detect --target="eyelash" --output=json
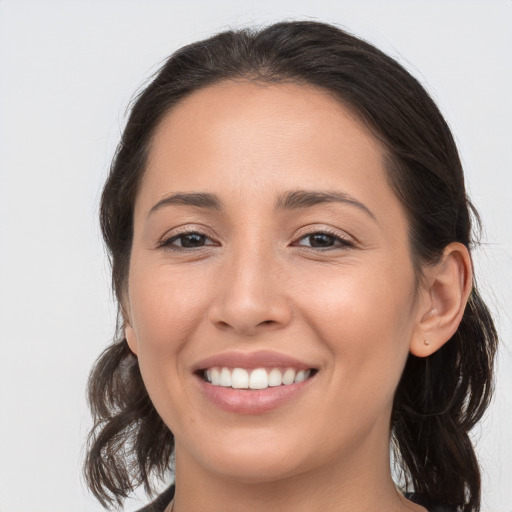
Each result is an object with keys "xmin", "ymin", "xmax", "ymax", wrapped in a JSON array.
[
  {"xmin": 159, "ymin": 230, "xmax": 217, "ymax": 251},
  {"xmin": 295, "ymin": 230, "xmax": 355, "ymax": 250},
  {"xmin": 158, "ymin": 229, "xmax": 354, "ymax": 252}
]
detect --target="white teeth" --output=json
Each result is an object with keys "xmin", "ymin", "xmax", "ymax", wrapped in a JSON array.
[
  {"xmin": 211, "ymin": 367, "xmax": 220, "ymax": 385},
  {"xmin": 282, "ymin": 368, "xmax": 296, "ymax": 385},
  {"xmin": 219, "ymin": 367, "xmax": 232, "ymax": 387},
  {"xmin": 295, "ymin": 369, "xmax": 310, "ymax": 383},
  {"xmin": 204, "ymin": 367, "xmax": 313, "ymax": 389},
  {"xmin": 249, "ymin": 368, "xmax": 268, "ymax": 389},
  {"xmin": 231, "ymin": 368, "xmax": 249, "ymax": 389},
  {"xmin": 268, "ymin": 368, "xmax": 282, "ymax": 387}
]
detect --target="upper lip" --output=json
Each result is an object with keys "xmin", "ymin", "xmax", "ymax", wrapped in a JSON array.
[{"xmin": 192, "ymin": 350, "xmax": 316, "ymax": 371}]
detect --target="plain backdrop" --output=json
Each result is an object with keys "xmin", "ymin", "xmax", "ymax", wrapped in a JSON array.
[{"xmin": 0, "ymin": 1, "xmax": 511, "ymax": 511}]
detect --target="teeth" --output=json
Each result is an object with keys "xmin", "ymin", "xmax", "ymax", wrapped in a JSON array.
[
  {"xmin": 231, "ymin": 368, "xmax": 249, "ymax": 389},
  {"xmin": 219, "ymin": 368, "xmax": 232, "ymax": 387},
  {"xmin": 211, "ymin": 367, "xmax": 220, "ymax": 385},
  {"xmin": 295, "ymin": 369, "xmax": 307, "ymax": 383},
  {"xmin": 203, "ymin": 367, "xmax": 313, "ymax": 389},
  {"xmin": 282, "ymin": 368, "xmax": 296, "ymax": 385},
  {"xmin": 249, "ymin": 368, "xmax": 268, "ymax": 389},
  {"xmin": 268, "ymin": 368, "xmax": 282, "ymax": 387}
]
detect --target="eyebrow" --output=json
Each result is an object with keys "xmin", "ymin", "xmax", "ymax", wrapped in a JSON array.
[
  {"xmin": 148, "ymin": 190, "xmax": 375, "ymax": 220},
  {"xmin": 149, "ymin": 193, "xmax": 221, "ymax": 216},
  {"xmin": 275, "ymin": 190, "xmax": 375, "ymax": 220}
]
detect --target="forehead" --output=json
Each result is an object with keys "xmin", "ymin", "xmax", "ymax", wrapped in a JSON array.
[{"xmin": 138, "ymin": 80, "xmax": 400, "ymax": 223}]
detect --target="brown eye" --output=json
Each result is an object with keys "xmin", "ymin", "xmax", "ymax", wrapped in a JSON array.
[
  {"xmin": 161, "ymin": 232, "xmax": 213, "ymax": 250},
  {"xmin": 178, "ymin": 233, "xmax": 207, "ymax": 248},
  {"xmin": 306, "ymin": 233, "xmax": 336, "ymax": 248},
  {"xmin": 296, "ymin": 232, "xmax": 353, "ymax": 250}
]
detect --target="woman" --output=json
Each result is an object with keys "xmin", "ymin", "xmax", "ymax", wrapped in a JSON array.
[{"xmin": 84, "ymin": 21, "xmax": 497, "ymax": 512}]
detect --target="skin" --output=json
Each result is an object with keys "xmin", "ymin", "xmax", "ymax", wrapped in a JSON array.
[{"xmin": 124, "ymin": 81, "xmax": 472, "ymax": 512}]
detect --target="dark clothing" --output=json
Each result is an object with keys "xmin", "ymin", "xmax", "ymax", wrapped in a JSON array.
[
  {"xmin": 137, "ymin": 485, "xmax": 175, "ymax": 512},
  {"xmin": 136, "ymin": 485, "xmax": 455, "ymax": 511}
]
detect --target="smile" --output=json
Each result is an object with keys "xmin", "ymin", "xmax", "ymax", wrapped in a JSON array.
[
  {"xmin": 193, "ymin": 351, "xmax": 319, "ymax": 413},
  {"xmin": 203, "ymin": 367, "xmax": 314, "ymax": 390}
]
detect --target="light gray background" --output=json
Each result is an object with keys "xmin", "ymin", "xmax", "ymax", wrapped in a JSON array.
[{"xmin": 0, "ymin": 1, "xmax": 511, "ymax": 511}]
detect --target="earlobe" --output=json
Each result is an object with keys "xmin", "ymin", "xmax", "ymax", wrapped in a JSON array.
[
  {"xmin": 410, "ymin": 242, "xmax": 472, "ymax": 358},
  {"xmin": 125, "ymin": 323, "xmax": 139, "ymax": 356},
  {"xmin": 121, "ymin": 299, "xmax": 139, "ymax": 356}
]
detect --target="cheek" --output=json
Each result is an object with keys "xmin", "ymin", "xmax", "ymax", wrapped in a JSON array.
[
  {"xmin": 126, "ymin": 264, "xmax": 211, "ymax": 429},
  {"xmin": 126, "ymin": 263, "xmax": 210, "ymax": 406},
  {"xmin": 128, "ymin": 261, "xmax": 205, "ymax": 346},
  {"xmin": 299, "ymin": 259, "xmax": 417, "ymax": 393}
]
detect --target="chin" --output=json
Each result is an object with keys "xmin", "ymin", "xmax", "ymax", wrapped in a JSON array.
[
  {"xmin": 208, "ymin": 455, "xmax": 309, "ymax": 485},
  {"xmin": 185, "ymin": 429, "xmax": 314, "ymax": 484}
]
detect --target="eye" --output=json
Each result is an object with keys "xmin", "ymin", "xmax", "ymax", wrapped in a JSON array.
[
  {"xmin": 295, "ymin": 231, "xmax": 353, "ymax": 250},
  {"xmin": 160, "ymin": 231, "xmax": 216, "ymax": 250}
]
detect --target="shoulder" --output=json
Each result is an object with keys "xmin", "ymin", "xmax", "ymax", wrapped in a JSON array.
[{"xmin": 136, "ymin": 485, "xmax": 175, "ymax": 512}]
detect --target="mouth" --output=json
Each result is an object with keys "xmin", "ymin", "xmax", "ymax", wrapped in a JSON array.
[
  {"xmin": 192, "ymin": 351, "xmax": 319, "ymax": 413},
  {"xmin": 198, "ymin": 367, "xmax": 318, "ymax": 390}
]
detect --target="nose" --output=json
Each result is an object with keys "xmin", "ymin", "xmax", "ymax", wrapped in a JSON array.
[{"xmin": 208, "ymin": 243, "xmax": 292, "ymax": 337}]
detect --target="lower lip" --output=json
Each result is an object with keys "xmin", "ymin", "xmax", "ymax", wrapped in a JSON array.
[{"xmin": 196, "ymin": 374, "xmax": 315, "ymax": 414}]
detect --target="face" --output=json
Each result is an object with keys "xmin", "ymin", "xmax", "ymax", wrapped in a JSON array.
[{"xmin": 125, "ymin": 81, "xmax": 424, "ymax": 484}]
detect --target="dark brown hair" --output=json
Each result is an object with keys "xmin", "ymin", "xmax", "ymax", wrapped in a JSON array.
[{"xmin": 85, "ymin": 20, "xmax": 498, "ymax": 510}]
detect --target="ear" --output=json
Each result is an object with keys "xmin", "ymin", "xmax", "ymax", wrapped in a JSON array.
[
  {"xmin": 122, "ymin": 303, "xmax": 139, "ymax": 356},
  {"xmin": 125, "ymin": 324, "xmax": 139, "ymax": 356},
  {"xmin": 410, "ymin": 242, "xmax": 472, "ymax": 358}
]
